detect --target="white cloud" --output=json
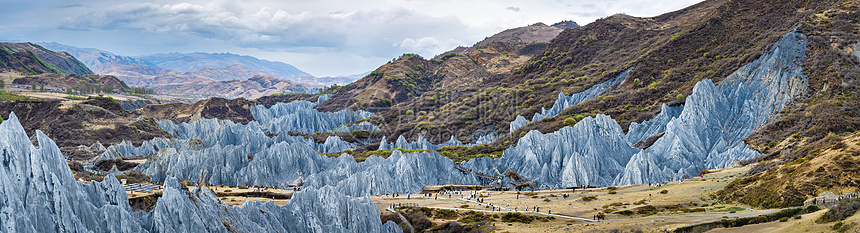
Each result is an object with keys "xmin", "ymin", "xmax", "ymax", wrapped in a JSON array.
[{"xmin": 394, "ymin": 37, "xmax": 464, "ymax": 56}]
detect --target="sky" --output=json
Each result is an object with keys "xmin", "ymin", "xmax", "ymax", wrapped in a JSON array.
[{"xmin": 1, "ymin": 0, "xmax": 704, "ymax": 77}]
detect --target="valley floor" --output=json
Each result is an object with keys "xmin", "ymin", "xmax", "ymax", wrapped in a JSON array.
[{"xmin": 366, "ymin": 166, "xmax": 858, "ymax": 232}]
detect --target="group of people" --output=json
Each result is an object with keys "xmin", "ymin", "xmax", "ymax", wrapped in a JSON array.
[
  {"xmin": 389, "ymin": 203, "xmax": 416, "ymax": 209},
  {"xmin": 810, "ymin": 192, "xmax": 860, "ymax": 206}
]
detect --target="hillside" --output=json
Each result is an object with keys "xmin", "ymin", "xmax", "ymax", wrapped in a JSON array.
[
  {"xmin": 314, "ymin": 20, "xmax": 576, "ymax": 113},
  {"xmin": 0, "ymin": 98, "xmax": 169, "ymax": 149},
  {"xmin": 434, "ymin": 21, "xmax": 577, "ymax": 60},
  {"xmin": 314, "ymin": 0, "xmax": 839, "ymax": 148},
  {"xmin": 0, "ymin": 42, "xmax": 93, "ymax": 75},
  {"xmin": 39, "ymin": 42, "xmax": 150, "ymax": 70}
]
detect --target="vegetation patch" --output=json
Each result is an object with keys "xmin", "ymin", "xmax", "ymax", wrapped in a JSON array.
[
  {"xmin": 818, "ymin": 198, "xmax": 860, "ymax": 223},
  {"xmin": 501, "ymin": 212, "xmax": 534, "ymax": 224}
]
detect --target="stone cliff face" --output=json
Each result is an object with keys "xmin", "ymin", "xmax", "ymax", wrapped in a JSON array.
[
  {"xmin": 493, "ymin": 29, "xmax": 809, "ymax": 187},
  {"xmin": 304, "ymin": 150, "xmax": 481, "ymax": 196},
  {"xmin": 378, "ymin": 134, "xmax": 498, "ymax": 151},
  {"xmin": 0, "ymin": 112, "xmax": 400, "ymax": 233},
  {"xmin": 614, "ymin": 29, "xmax": 809, "ymax": 185},
  {"xmin": 509, "ymin": 68, "xmax": 630, "ymax": 132},
  {"xmin": 251, "ymin": 94, "xmax": 376, "ymax": 134}
]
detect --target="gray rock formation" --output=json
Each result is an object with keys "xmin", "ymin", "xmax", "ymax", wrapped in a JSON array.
[
  {"xmin": 510, "ymin": 68, "xmax": 630, "ymax": 132},
  {"xmin": 0, "ymin": 112, "xmax": 401, "ymax": 233},
  {"xmin": 0, "ymin": 113, "xmax": 146, "ymax": 232},
  {"xmin": 132, "ymin": 118, "xmax": 357, "ymax": 186},
  {"xmin": 615, "ymin": 29, "xmax": 808, "ymax": 185},
  {"xmin": 303, "ymin": 150, "xmax": 481, "ymax": 196},
  {"xmin": 624, "ymin": 104, "xmax": 683, "ymax": 145},
  {"xmin": 96, "ymin": 116, "xmax": 356, "ymax": 163},
  {"xmin": 331, "ymin": 121, "xmax": 381, "ymax": 133},
  {"xmin": 495, "ymin": 115, "xmax": 639, "ymax": 187},
  {"xmin": 251, "ymin": 94, "xmax": 376, "ymax": 134},
  {"xmin": 378, "ymin": 134, "xmax": 499, "ymax": 150}
]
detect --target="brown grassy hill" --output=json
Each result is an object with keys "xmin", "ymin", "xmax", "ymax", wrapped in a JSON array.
[
  {"xmin": 134, "ymin": 97, "xmax": 256, "ymax": 124},
  {"xmin": 315, "ymin": 42, "xmax": 548, "ymax": 114},
  {"xmin": 0, "ymin": 42, "xmax": 92, "ymax": 75},
  {"xmin": 11, "ymin": 73, "xmax": 127, "ymax": 92},
  {"xmin": 0, "ymin": 98, "xmax": 169, "ymax": 148},
  {"xmin": 434, "ymin": 21, "xmax": 577, "ymax": 60}
]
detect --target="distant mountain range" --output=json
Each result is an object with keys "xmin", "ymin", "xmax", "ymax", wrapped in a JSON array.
[
  {"xmin": 147, "ymin": 75, "xmax": 315, "ymax": 100},
  {"xmin": 38, "ymin": 43, "xmax": 363, "ymax": 98}
]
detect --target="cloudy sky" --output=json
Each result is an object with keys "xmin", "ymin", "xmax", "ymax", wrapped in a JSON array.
[{"xmin": 1, "ymin": 0, "xmax": 703, "ymax": 76}]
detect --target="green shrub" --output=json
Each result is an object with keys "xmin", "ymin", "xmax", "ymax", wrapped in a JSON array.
[
  {"xmin": 618, "ymin": 210, "xmax": 634, "ymax": 216},
  {"xmin": 64, "ymin": 95, "xmax": 86, "ymax": 100},
  {"xmin": 832, "ymin": 222, "xmax": 844, "ymax": 231},
  {"xmin": 676, "ymin": 93, "xmax": 684, "ymax": 99},
  {"xmin": 660, "ymin": 190, "xmax": 669, "ymax": 194},
  {"xmin": 460, "ymin": 211, "xmax": 493, "ymax": 223},
  {"xmin": 818, "ymin": 198, "xmax": 860, "ymax": 223},
  {"xmin": 635, "ymin": 205, "xmax": 658, "ymax": 215},
  {"xmin": 434, "ymin": 209, "xmax": 460, "ymax": 219},
  {"xmin": 581, "ymin": 196, "xmax": 597, "ymax": 201},
  {"xmin": 608, "ymin": 191, "xmax": 617, "ymax": 194},
  {"xmin": 779, "ymin": 217, "xmax": 789, "ymax": 222},
  {"xmin": 563, "ymin": 117, "xmax": 577, "ymax": 126},
  {"xmin": 501, "ymin": 212, "xmax": 533, "ymax": 224}
]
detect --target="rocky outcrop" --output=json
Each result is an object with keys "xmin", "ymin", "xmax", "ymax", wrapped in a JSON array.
[
  {"xmin": 624, "ymin": 104, "xmax": 683, "ymax": 145},
  {"xmin": 251, "ymin": 94, "xmax": 375, "ymax": 134},
  {"xmin": 473, "ymin": 29, "xmax": 809, "ymax": 188},
  {"xmin": 331, "ymin": 121, "xmax": 381, "ymax": 133},
  {"xmin": 614, "ymin": 29, "xmax": 808, "ymax": 185},
  {"xmin": 497, "ymin": 115, "xmax": 639, "ymax": 187},
  {"xmin": 304, "ymin": 150, "xmax": 480, "ymax": 196},
  {"xmin": 0, "ymin": 113, "xmax": 146, "ymax": 232},
  {"xmin": 124, "ymin": 118, "xmax": 356, "ymax": 185},
  {"xmin": 0, "ymin": 112, "xmax": 400, "ymax": 233},
  {"xmin": 510, "ymin": 68, "xmax": 629, "ymax": 132},
  {"xmin": 145, "ymin": 177, "xmax": 400, "ymax": 233},
  {"xmin": 378, "ymin": 134, "xmax": 498, "ymax": 150}
]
